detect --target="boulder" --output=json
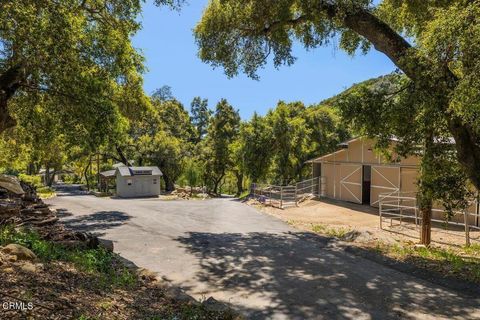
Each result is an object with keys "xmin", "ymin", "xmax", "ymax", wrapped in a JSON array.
[
  {"xmin": 98, "ymin": 239, "xmax": 114, "ymax": 252},
  {"xmin": 0, "ymin": 175, "xmax": 24, "ymax": 195},
  {"xmin": 202, "ymin": 297, "xmax": 230, "ymax": 313},
  {"xmin": 201, "ymin": 297, "xmax": 245, "ymax": 319},
  {"xmin": 19, "ymin": 262, "xmax": 37, "ymax": 273},
  {"xmin": 164, "ymin": 285, "xmax": 196, "ymax": 303},
  {"xmin": 1, "ymin": 244, "xmax": 37, "ymax": 261},
  {"xmin": 137, "ymin": 268, "xmax": 157, "ymax": 281}
]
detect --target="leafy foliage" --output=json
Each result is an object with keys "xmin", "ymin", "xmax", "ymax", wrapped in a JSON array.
[
  {"xmin": 201, "ymin": 99, "xmax": 240, "ymax": 194},
  {"xmin": 190, "ymin": 97, "xmax": 212, "ymax": 143},
  {"xmin": 0, "ymin": 225, "xmax": 137, "ymax": 289},
  {"xmin": 337, "ymin": 74, "xmax": 475, "ymax": 216}
]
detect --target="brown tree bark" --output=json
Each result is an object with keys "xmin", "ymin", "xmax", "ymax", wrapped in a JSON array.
[
  {"xmin": 163, "ymin": 175, "xmax": 175, "ymax": 192},
  {"xmin": 419, "ymin": 131, "xmax": 435, "ymax": 246},
  {"xmin": 0, "ymin": 65, "xmax": 24, "ymax": 133},
  {"xmin": 420, "ymin": 201, "xmax": 433, "ymax": 245},
  {"xmin": 235, "ymin": 171, "xmax": 244, "ymax": 196}
]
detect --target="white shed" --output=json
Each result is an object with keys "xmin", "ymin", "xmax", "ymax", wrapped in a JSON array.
[{"xmin": 115, "ymin": 166, "xmax": 162, "ymax": 198}]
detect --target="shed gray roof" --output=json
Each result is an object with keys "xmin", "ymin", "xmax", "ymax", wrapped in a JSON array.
[
  {"xmin": 100, "ymin": 170, "xmax": 116, "ymax": 178},
  {"xmin": 116, "ymin": 166, "xmax": 163, "ymax": 177}
]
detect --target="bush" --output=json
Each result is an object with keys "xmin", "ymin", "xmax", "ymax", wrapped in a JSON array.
[
  {"xmin": 0, "ymin": 226, "xmax": 137, "ymax": 289},
  {"xmin": 18, "ymin": 174, "xmax": 42, "ymax": 188},
  {"xmin": 63, "ymin": 174, "xmax": 80, "ymax": 184}
]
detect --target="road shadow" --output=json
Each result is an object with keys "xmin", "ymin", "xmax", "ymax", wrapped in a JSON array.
[
  {"xmin": 53, "ymin": 184, "xmax": 90, "ymax": 197},
  {"xmin": 175, "ymin": 231, "xmax": 480, "ymax": 319},
  {"xmin": 57, "ymin": 210, "xmax": 131, "ymax": 236}
]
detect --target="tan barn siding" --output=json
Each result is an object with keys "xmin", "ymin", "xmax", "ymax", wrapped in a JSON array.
[
  {"xmin": 347, "ymin": 139, "xmax": 363, "ymax": 162},
  {"xmin": 322, "ymin": 163, "xmax": 336, "ymax": 199}
]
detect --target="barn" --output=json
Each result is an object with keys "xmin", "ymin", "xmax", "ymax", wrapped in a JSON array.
[
  {"xmin": 115, "ymin": 166, "xmax": 162, "ymax": 198},
  {"xmin": 310, "ymin": 137, "xmax": 420, "ymax": 207},
  {"xmin": 309, "ymin": 137, "xmax": 480, "ymax": 226}
]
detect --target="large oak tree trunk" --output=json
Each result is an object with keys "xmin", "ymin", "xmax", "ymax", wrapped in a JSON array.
[
  {"xmin": 419, "ymin": 132, "xmax": 435, "ymax": 246},
  {"xmin": 235, "ymin": 171, "xmax": 244, "ymax": 196},
  {"xmin": 163, "ymin": 175, "xmax": 175, "ymax": 192},
  {"xmin": 0, "ymin": 65, "xmax": 24, "ymax": 134},
  {"xmin": 0, "ymin": 96, "xmax": 16, "ymax": 133},
  {"xmin": 420, "ymin": 200, "xmax": 433, "ymax": 245}
]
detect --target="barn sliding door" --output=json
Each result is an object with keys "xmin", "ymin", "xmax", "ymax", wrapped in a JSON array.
[
  {"xmin": 339, "ymin": 164, "xmax": 362, "ymax": 204},
  {"xmin": 371, "ymin": 166, "xmax": 400, "ymax": 207}
]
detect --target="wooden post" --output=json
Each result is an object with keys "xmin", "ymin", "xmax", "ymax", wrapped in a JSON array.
[
  {"xmin": 295, "ymin": 185, "xmax": 298, "ymax": 207},
  {"xmin": 420, "ymin": 202, "xmax": 432, "ymax": 246},
  {"xmin": 280, "ymin": 186, "xmax": 283, "ymax": 209},
  {"xmin": 379, "ymin": 202, "xmax": 383, "ymax": 229},
  {"xmin": 96, "ymin": 153, "xmax": 100, "ymax": 190},
  {"xmin": 464, "ymin": 210, "xmax": 471, "ymax": 247}
]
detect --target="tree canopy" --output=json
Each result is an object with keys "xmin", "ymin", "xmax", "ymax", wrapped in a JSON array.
[
  {"xmin": 194, "ymin": 0, "xmax": 480, "ymax": 195},
  {"xmin": 0, "ymin": 0, "xmax": 153, "ymax": 141}
]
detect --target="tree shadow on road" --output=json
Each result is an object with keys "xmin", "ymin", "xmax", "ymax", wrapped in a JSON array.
[
  {"xmin": 56, "ymin": 210, "xmax": 131, "ymax": 236},
  {"xmin": 175, "ymin": 231, "xmax": 480, "ymax": 319}
]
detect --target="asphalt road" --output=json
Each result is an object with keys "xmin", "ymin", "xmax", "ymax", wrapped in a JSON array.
[{"xmin": 46, "ymin": 190, "xmax": 480, "ymax": 320}]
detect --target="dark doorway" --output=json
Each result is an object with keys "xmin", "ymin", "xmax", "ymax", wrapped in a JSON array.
[{"xmin": 362, "ymin": 165, "xmax": 371, "ymax": 205}]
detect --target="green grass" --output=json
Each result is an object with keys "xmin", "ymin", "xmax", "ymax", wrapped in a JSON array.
[
  {"xmin": 374, "ymin": 241, "xmax": 480, "ymax": 283},
  {"xmin": 310, "ymin": 223, "xmax": 352, "ymax": 239},
  {"xmin": 0, "ymin": 225, "xmax": 137, "ymax": 289},
  {"xmin": 36, "ymin": 186, "xmax": 56, "ymax": 199},
  {"xmin": 237, "ymin": 190, "xmax": 251, "ymax": 200}
]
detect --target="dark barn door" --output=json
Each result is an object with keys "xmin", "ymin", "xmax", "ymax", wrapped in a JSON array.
[{"xmin": 362, "ymin": 165, "xmax": 371, "ymax": 205}]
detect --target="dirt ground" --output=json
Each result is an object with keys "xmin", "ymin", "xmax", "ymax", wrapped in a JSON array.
[{"xmin": 251, "ymin": 197, "xmax": 480, "ymax": 248}]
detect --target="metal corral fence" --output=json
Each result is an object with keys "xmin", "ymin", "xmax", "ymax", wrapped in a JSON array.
[
  {"xmin": 251, "ymin": 177, "xmax": 320, "ymax": 209},
  {"xmin": 379, "ymin": 191, "xmax": 480, "ymax": 246}
]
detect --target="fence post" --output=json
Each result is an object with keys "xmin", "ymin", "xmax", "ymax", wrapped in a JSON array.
[
  {"xmin": 379, "ymin": 202, "xmax": 383, "ymax": 229},
  {"xmin": 294, "ymin": 185, "xmax": 298, "ymax": 207},
  {"xmin": 280, "ymin": 186, "xmax": 283, "ymax": 209},
  {"xmin": 414, "ymin": 197, "xmax": 419, "ymax": 228},
  {"xmin": 464, "ymin": 210, "xmax": 471, "ymax": 247}
]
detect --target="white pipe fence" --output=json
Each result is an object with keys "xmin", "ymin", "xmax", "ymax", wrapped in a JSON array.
[
  {"xmin": 379, "ymin": 192, "xmax": 480, "ymax": 246},
  {"xmin": 251, "ymin": 177, "xmax": 320, "ymax": 209}
]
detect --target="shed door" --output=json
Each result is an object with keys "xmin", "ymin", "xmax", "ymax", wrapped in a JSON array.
[
  {"xmin": 339, "ymin": 164, "xmax": 362, "ymax": 204},
  {"xmin": 135, "ymin": 178, "xmax": 148, "ymax": 196},
  {"xmin": 371, "ymin": 166, "xmax": 400, "ymax": 207}
]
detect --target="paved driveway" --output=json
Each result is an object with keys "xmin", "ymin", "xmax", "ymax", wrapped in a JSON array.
[{"xmin": 46, "ymin": 191, "xmax": 480, "ymax": 319}]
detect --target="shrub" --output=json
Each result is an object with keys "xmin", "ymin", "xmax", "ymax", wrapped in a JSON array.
[
  {"xmin": 0, "ymin": 226, "xmax": 137, "ymax": 288},
  {"xmin": 18, "ymin": 174, "xmax": 42, "ymax": 188}
]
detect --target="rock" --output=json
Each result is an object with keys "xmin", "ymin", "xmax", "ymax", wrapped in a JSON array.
[
  {"xmin": 202, "ymin": 297, "xmax": 230, "ymax": 313},
  {"xmin": 1, "ymin": 244, "xmax": 37, "ymax": 261},
  {"xmin": 164, "ymin": 285, "xmax": 196, "ymax": 303},
  {"xmin": 201, "ymin": 297, "xmax": 246, "ymax": 319},
  {"xmin": 2, "ymin": 267, "xmax": 14, "ymax": 273},
  {"xmin": 137, "ymin": 268, "xmax": 157, "ymax": 281},
  {"xmin": 98, "ymin": 239, "xmax": 114, "ymax": 252},
  {"xmin": 0, "ymin": 175, "xmax": 24, "ymax": 195},
  {"xmin": 342, "ymin": 230, "xmax": 361, "ymax": 242},
  {"xmin": 19, "ymin": 262, "xmax": 37, "ymax": 273}
]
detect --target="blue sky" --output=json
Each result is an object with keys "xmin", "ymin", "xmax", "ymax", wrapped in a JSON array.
[{"xmin": 133, "ymin": 1, "xmax": 396, "ymax": 119}]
